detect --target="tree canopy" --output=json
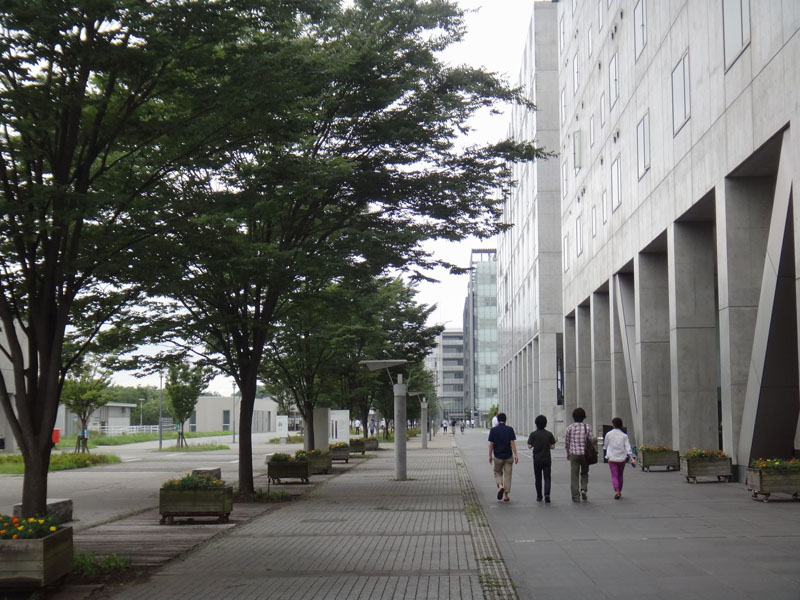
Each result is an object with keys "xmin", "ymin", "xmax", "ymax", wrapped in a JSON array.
[{"xmin": 165, "ymin": 362, "xmax": 213, "ymax": 447}]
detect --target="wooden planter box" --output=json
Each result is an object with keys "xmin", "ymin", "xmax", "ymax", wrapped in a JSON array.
[
  {"xmin": 159, "ymin": 486, "xmax": 233, "ymax": 525},
  {"xmin": 0, "ymin": 526, "xmax": 73, "ymax": 589},
  {"xmin": 746, "ymin": 468, "xmax": 800, "ymax": 502},
  {"xmin": 309, "ymin": 453, "xmax": 332, "ymax": 474},
  {"xmin": 639, "ymin": 450, "xmax": 680, "ymax": 471},
  {"xmin": 268, "ymin": 460, "xmax": 311, "ymax": 484},
  {"xmin": 680, "ymin": 457, "xmax": 732, "ymax": 483},
  {"xmin": 329, "ymin": 447, "xmax": 350, "ymax": 463},
  {"xmin": 364, "ymin": 438, "xmax": 379, "ymax": 451},
  {"xmin": 349, "ymin": 441, "xmax": 365, "ymax": 455}
]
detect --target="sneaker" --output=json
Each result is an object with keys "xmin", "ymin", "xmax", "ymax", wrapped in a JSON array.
[
  {"xmin": 545, "ymin": 496, "xmax": 551, "ymax": 503},
  {"xmin": 572, "ymin": 496, "xmax": 580, "ymax": 502},
  {"xmin": 503, "ymin": 493, "xmax": 510, "ymax": 502},
  {"xmin": 497, "ymin": 487, "xmax": 505, "ymax": 501},
  {"xmin": 536, "ymin": 496, "xmax": 543, "ymax": 502},
  {"xmin": 580, "ymin": 490, "xmax": 587, "ymax": 500},
  {"xmin": 614, "ymin": 492, "xmax": 621, "ymax": 499}
]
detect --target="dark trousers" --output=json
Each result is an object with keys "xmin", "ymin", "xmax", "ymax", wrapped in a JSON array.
[{"xmin": 533, "ymin": 461, "xmax": 552, "ymax": 498}]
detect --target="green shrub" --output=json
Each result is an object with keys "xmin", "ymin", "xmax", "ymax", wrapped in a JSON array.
[
  {"xmin": 73, "ymin": 552, "xmax": 132, "ymax": 580},
  {"xmin": 161, "ymin": 472, "xmax": 226, "ymax": 490},
  {"xmin": 268, "ymin": 452, "xmax": 291, "ymax": 462}
]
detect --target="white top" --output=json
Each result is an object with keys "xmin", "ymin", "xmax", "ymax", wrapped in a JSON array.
[
  {"xmin": 603, "ymin": 429, "xmax": 632, "ymax": 462},
  {"xmin": 491, "ymin": 416, "xmax": 499, "ymax": 427}
]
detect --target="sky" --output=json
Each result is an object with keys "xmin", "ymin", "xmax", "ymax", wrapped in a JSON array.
[
  {"xmin": 412, "ymin": 1, "xmax": 535, "ymax": 329},
  {"xmin": 113, "ymin": 1, "xmax": 535, "ymax": 395}
]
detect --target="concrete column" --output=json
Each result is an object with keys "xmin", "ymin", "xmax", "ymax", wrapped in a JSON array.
[
  {"xmin": 610, "ymin": 278, "xmax": 634, "ymax": 443},
  {"xmin": 716, "ymin": 177, "xmax": 773, "ymax": 462},
  {"xmin": 635, "ymin": 251, "xmax": 672, "ymax": 446},
  {"xmin": 393, "ymin": 375, "xmax": 407, "ymax": 481},
  {"xmin": 668, "ymin": 222, "xmax": 719, "ymax": 452},
  {"xmin": 420, "ymin": 400, "xmax": 428, "ymax": 450},
  {"xmin": 591, "ymin": 291, "xmax": 612, "ymax": 431},
  {"xmin": 576, "ymin": 304, "xmax": 593, "ymax": 429},
  {"xmin": 564, "ymin": 315, "xmax": 577, "ymax": 423},
  {"xmin": 539, "ymin": 332, "xmax": 559, "ymax": 422},
  {"xmin": 533, "ymin": 338, "xmax": 541, "ymax": 419},
  {"xmin": 313, "ymin": 407, "xmax": 330, "ymax": 451}
]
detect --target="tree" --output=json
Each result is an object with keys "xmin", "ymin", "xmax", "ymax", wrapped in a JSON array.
[
  {"xmin": 165, "ymin": 362, "xmax": 213, "ymax": 448},
  {"xmin": 60, "ymin": 362, "xmax": 112, "ymax": 453},
  {"xmin": 151, "ymin": 0, "xmax": 551, "ymax": 496},
  {"xmin": 0, "ymin": 0, "xmax": 319, "ymax": 517}
]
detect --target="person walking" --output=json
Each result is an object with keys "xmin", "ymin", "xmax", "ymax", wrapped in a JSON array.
[
  {"xmin": 488, "ymin": 413, "xmax": 519, "ymax": 502},
  {"xmin": 564, "ymin": 407, "xmax": 595, "ymax": 502},
  {"xmin": 527, "ymin": 414, "xmax": 556, "ymax": 503},
  {"xmin": 603, "ymin": 417, "xmax": 636, "ymax": 499}
]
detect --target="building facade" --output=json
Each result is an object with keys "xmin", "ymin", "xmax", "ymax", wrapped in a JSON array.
[
  {"xmin": 434, "ymin": 328, "xmax": 465, "ymax": 420},
  {"xmin": 498, "ymin": 1, "xmax": 565, "ymax": 439},
  {"xmin": 463, "ymin": 249, "xmax": 499, "ymax": 425},
  {"xmin": 556, "ymin": 0, "xmax": 800, "ymax": 472}
]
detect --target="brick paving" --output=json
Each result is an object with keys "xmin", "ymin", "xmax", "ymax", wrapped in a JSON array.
[{"xmin": 88, "ymin": 433, "xmax": 508, "ymax": 600}]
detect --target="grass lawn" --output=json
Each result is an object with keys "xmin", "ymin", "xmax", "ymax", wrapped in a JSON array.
[
  {"xmin": 56, "ymin": 430, "xmax": 231, "ymax": 450},
  {"xmin": 0, "ymin": 452, "xmax": 121, "ymax": 474},
  {"xmin": 154, "ymin": 443, "xmax": 229, "ymax": 452}
]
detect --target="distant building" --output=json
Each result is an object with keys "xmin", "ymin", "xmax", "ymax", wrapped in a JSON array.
[
  {"xmin": 463, "ymin": 249, "xmax": 499, "ymax": 426},
  {"xmin": 433, "ymin": 329, "xmax": 465, "ymax": 420}
]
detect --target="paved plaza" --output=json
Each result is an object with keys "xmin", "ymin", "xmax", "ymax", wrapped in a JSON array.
[{"xmin": 7, "ymin": 428, "xmax": 797, "ymax": 600}]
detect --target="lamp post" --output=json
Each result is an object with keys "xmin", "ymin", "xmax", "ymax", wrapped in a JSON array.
[
  {"xmin": 359, "ymin": 359, "xmax": 408, "ymax": 480},
  {"xmin": 158, "ymin": 371, "xmax": 164, "ymax": 450},
  {"xmin": 139, "ymin": 398, "xmax": 143, "ymax": 428},
  {"xmin": 231, "ymin": 381, "xmax": 237, "ymax": 444},
  {"xmin": 408, "ymin": 392, "xmax": 428, "ymax": 450}
]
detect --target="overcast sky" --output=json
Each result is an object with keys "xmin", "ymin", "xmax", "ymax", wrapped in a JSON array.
[
  {"xmin": 115, "ymin": 2, "xmax": 536, "ymax": 394},
  {"xmin": 413, "ymin": 1, "xmax": 534, "ymax": 328}
]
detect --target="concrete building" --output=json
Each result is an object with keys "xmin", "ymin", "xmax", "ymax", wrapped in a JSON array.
[
  {"xmin": 433, "ymin": 329, "xmax": 465, "ymax": 421},
  {"xmin": 555, "ymin": 0, "xmax": 800, "ymax": 473},
  {"xmin": 498, "ymin": 1, "xmax": 565, "ymax": 439},
  {"xmin": 463, "ymin": 249, "xmax": 499, "ymax": 426}
]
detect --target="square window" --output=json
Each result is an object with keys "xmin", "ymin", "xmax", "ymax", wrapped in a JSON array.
[
  {"xmin": 590, "ymin": 115, "xmax": 595, "ymax": 147},
  {"xmin": 637, "ymin": 112, "xmax": 650, "ymax": 178},
  {"xmin": 600, "ymin": 92, "xmax": 606, "ymax": 125},
  {"xmin": 723, "ymin": 0, "xmax": 750, "ymax": 68},
  {"xmin": 672, "ymin": 52, "xmax": 690, "ymax": 133},
  {"xmin": 592, "ymin": 205, "xmax": 597, "ymax": 237},
  {"xmin": 611, "ymin": 156, "xmax": 621, "ymax": 210},
  {"xmin": 609, "ymin": 53, "xmax": 619, "ymax": 110},
  {"xmin": 634, "ymin": 0, "xmax": 647, "ymax": 59},
  {"xmin": 602, "ymin": 190, "xmax": 608, "ymax": 223}
]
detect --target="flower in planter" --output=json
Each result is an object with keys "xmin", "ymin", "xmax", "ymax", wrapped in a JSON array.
[
  {"xmin": 638, "ymin": 445, "xmax": 674, "ymax": 452},
  {"xmin": 683, "ymin": 448, "xmax": 728, "ymax": 459},
  {"xmin": 308, "ymin": 449, "xmax": 329, "ymax": 456},
  {"xmin": 750, "ymin": 457, "xmax": 800, "ymax": 471},
  {"xmin": 268, "ymin": 452, "xmax": 291, "ymax": 463},
  {"xmin": 161, "ymin": 472, "xmax": 226, "ymax": 490},
  {"xmin": 329, "ymin": 442, "xmax": 349, "ymax": 449},
  {"xmin": 0, "ymin": 514, "xmax": 61, "ymax": 540},
  {"xmin": 293, "ymin": 451, "xmax": 310, "ymax": 462}
]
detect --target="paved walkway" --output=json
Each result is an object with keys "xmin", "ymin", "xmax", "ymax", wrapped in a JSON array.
[
  {"xmin": 36, "ymin": 428, "xmax": 800, "ymax": 600},
  {"xmin": 85, "ymin": 432, "xmax": 511, "ymax": 600}
]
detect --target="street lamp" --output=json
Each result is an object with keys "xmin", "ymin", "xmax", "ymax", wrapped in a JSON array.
[
  {"xmin": 359, "ymin": 359, "xmax": 408, "ymax": 480},
  {"xmin": 408, "ymin": 392, "xmax": 428, "ymax": 449},
  {"xmin": 231, "ymin": 381, "xmax": 237, "ymax": 444},
  {"xmin": 158, "ymin": 371, "xmax": 164, "ymax": 450}
]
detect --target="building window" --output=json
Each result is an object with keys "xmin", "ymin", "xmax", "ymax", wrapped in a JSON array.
[
  {"xmin": 592, "ymin": 205, "xmax": 597, "ymax": 237},
  {"xmin": 723, "ymin": 0, "xmax": 750, "ymax": 69},
  {"xmin": 573, "ymin": 52, "xmax": 579, "ymax": 94},
  {"xmin": 609, "ymin": 52, "xmax": 619, "ymax": 110},
  {"xmin": 573, "ymin": 130, "xmax": 582, "ymax": 173},
  {"xmin": 600, "ymin": 92, "xmax": 606, "ymax": 125},
  {"xmin": 561, "ymin": 87, "xmax": 567, "ymax": 124},
  {"xmin": 563, "ymin": 233, "xmax": 570, "ymax": 272},
  {"xmin": 672, "ymin": 51, "xmax": 690, "ymax": 134},
  {"xmin": 634, "ymin": 0, "xmax": 647, "ymax": 59},
  {"xmin": 562, "ymin": 161, "xmax": 568, "ymax": 198},
  {"xmin": 597, "ymin": 0, "xmax": 604, "ymax": 31},
  {"xmin": 611, "ymin": 155, "xmax": 621, "ymax": 210},
  {"xmin": 222, "ymin": 409, "xmax": 230, "ymax": 432},
  {"xmin": 572, "ymin": 0, "xmax": 578, "ymax": 14},
  {"xmin": 576, "ymin": 215, "xmax": 583, "ymax": 256},
  {"xmin": 602, "ymin": 190, "xmax": 608, "ymax": 223},
  {"xmin": 587, "ymin": 25, "xmax": 593, "ymax": 58},
  {"xmin": 589, "ymin": 114, "xmax": 595, "ymax": 147},
  {"xmin": 637, "ymin": 111, "xmax": 650, "ymax": 178},
  {"xmin": 560, "ymin": 15, "xmax": 565, "ymax": 53}
]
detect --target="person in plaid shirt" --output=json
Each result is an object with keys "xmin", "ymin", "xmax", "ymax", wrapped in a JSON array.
[{"xmin": 564, "ymin": 407, "xmax": 595, "ymax": 502}]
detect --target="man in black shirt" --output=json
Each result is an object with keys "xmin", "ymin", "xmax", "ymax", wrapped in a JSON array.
[
  {"xmin": 527, "ymin": 414, "xmax": 556, "ymax": 503},
  {"xmin": 488, "ymin": 413, "xmax": 518, "ymax": 502}
]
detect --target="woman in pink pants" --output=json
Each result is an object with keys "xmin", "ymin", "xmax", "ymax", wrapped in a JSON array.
[{"xmin": 603, "ymin": 418, "xmax": 636, "ymax": 499}]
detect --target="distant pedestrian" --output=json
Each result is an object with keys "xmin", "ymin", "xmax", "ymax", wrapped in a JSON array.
[
  {"xmin": 603, "ymin": 417, "xmax": 636, "ymax": 499},
  {"xmin": 460, "ymin": 420, "xmax": 465, "ymax": 434},
  {"xmin": 369, "ymin": 419, "xmax": 375, "ymax": 436},
  {"xmin": 354, "ymin": 419, "xmax": 361, "ymax": 435},
  {"xmin": 488, "ymin": 412, "xmax": 519, "ymax": 502},
  {"xmin": 443, "ymin": 419, "xmax": 447, "ymax": 433},
  {"xmin": 450, "ymin": 419, "xmax": 456, "ymax": 435},
  {"xmin": 527, "ymin": 415, "xmax": 556, "ymax": 503},
  {"xmin": 491, "ymin": 412, "xmax": 499, "ymax": 428},
  {"xmin": 564, "ymin": 407, "xmax": 595, "ymax": 502}
]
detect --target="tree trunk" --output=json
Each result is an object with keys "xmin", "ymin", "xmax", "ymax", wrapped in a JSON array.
[
  {"xmin": 21, "ymin": 442, "xmax": 51, "ymax": 518},
  {"xmin": 178, "ymin": 422, "xmax": 186, "ymax": 448},
  {"xmin": 237, "ymin": 373, "xmax": 257, "ymax": 497},
  {"xmin": 361, "ymin": 405, "xmax": 370, "ymax": 439},
  {"xmin": 302, "ymin": 402, "xmax": 315, "ymax": 450}
]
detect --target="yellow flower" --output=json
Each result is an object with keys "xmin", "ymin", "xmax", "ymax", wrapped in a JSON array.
[
  {"xmin": 49, "ymin": 526, "xmax": 56, "ymax": 532},
  {"xmin": 38, "ymin": 519, "xmax": 44, "ymax": 524}
]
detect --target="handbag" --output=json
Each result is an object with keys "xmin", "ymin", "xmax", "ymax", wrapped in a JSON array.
[{"xmin": 583, "ymin": 425, "xmax": 598, "ymax": 465}]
